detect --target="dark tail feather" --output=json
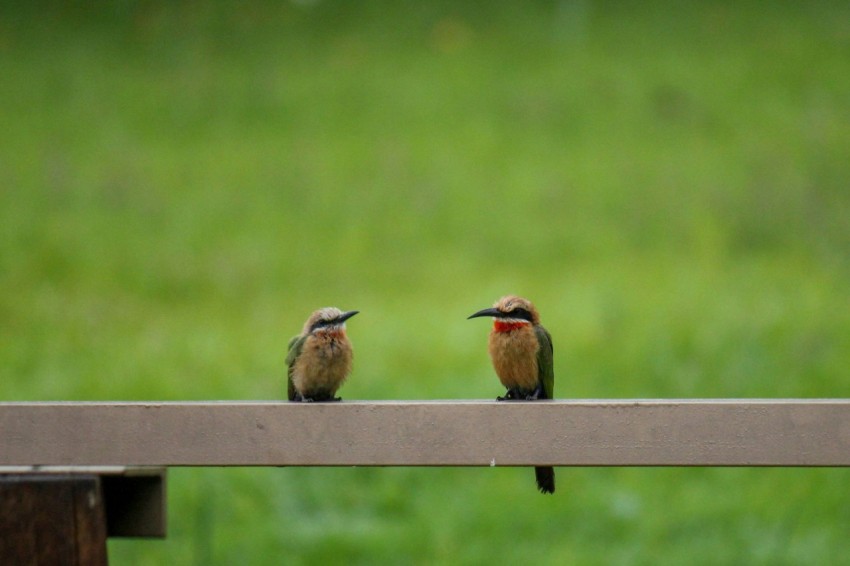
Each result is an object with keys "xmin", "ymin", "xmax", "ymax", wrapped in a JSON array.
[{"xmin": 535, "ymin": 466, "xmax": 555, "ymax": 494}]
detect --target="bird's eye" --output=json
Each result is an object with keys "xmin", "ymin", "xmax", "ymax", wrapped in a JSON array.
[{"xmin": 511, "ymin": 308, "xmax": 533, "ymax": 321}]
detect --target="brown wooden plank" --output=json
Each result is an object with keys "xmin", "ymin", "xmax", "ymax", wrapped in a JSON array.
[
  {"xmin": 1, "ymin": 400, "xmax": 849, "ymax": 467},
  {"xmin": 0, "ymin": 475, "xmax": 107, "ymax": 565},
  {"xmin": 0, "ymin": 468, "xmax": 166, "ymax": 539},
  {"xmin": 73, "ymin": 477, "xmax": 109, "ymax": 565}
]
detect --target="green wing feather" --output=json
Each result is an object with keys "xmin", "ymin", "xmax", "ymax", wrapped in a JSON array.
[
  {"xmin": 285, "ymin": 334, "xmax": 307, "ymax": 401},
  {"xmin": 534, "ymin": 325, "xmax": 554, "ymax": 399}
]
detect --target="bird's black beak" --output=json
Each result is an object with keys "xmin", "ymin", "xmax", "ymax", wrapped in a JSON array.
[
  {"xmin": 338, "ymin": 310, "xmax": 359, "ymax": 323},
  {"xmin": 467, "ymin": 307, "xmax": 502, "ymax": 320}
]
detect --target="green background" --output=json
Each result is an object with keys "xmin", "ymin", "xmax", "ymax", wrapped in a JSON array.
[{"xmin": 2, "ymin": 1, "xmax": 850, "ymax": 563}]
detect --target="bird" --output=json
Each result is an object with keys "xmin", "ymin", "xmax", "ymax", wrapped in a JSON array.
[
  {"xmin": 468, "ymin": 295, "xmax": 555, "ymax": 494},
  {"xmin": 285, "ymin": 307, "xmax": 359, "ymax": 402}
]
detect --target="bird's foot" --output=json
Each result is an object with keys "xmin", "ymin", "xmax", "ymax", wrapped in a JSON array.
[
  {"xmin": 297, "ymin": 394, "xmax": 340, "ymax": 403},
  {"xmin": 497, "ymin": 389, "xmax": 521, "ymax": 401},
  {"xmin": 525, "ymin": 385, "xmax": 545, "ymax": 400}
]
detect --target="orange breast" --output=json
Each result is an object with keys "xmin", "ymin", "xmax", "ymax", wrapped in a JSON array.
[
  {"xmin": 487, "ymin": 325, "xmax": 539, "ymax": 391},
  {"xmin": 292, "ymin": 331, "xmax": 353, "ymax": 397}
]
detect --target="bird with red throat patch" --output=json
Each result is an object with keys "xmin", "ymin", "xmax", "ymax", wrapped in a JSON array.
[
  {"xmin": 468, "ymin": 295, "xmax": 555, "ymax": 494},
  {"xmin": 286, "ymin": 307, "xmax": 359, "ymax": 402}
]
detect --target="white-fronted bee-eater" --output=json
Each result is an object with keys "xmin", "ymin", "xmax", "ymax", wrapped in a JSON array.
[
  {"xmin": 286, "ymin": 307, "xmax": 359, "ymax": 402},
  {"xmin": 468, "ymin": 295, "xmax": 555, "ymax": 494}
]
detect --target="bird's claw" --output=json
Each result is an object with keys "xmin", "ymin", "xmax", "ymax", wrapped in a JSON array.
[
  {"xmin": 525, "ymin": 385, "xmax": 544, "ymax": 400},
  {"xmin": 497, "ymin": 389, "xmax": 521, "ymax": 401},
  {"xmin": 497, "ymin": 387, "xmax": 545, "ymax": 401},
  {"xmin": 293, "ymin": 393, "xmax": 342, "ymax": 403}
]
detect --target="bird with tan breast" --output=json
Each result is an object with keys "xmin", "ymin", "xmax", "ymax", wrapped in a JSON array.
[
  {"xmin": 468, "ymin": 295, "xmax": 555, "ymax": 494},
  {"xmin": 286, "ymin": 307, "xmax": 359, "ymax": 402}
]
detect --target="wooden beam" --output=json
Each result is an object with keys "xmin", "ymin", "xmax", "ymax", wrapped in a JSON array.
[
  {"xmin": 100, "ymin": 469, "xmax": 166, "ymax": 538},
  {"xmin": 0, "ymin": 467, "xmax": 167, "ymax": 538},
  {"xmin": 1, "ymin": 400, "xmax": 849, "ymax": 467},
  {"xmin": 0, "ymin": 474, "xmax": 108, "ymax": 565}
]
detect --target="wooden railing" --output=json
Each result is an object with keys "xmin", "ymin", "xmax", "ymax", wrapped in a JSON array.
[{"xmin": 2, "ymin": 400, "xmax": 850, "ymax": 563}]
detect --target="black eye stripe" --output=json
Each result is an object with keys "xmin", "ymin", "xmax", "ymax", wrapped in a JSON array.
[
  {"xmin": 311, "ymin": 318, "xmax": 338, "ymax": 331},
  {"xmin": 509, "ymin": 308, "xmax": 533, "ymax": 322}
]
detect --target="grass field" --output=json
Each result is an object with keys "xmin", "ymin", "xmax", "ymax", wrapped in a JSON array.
[{"xmin": 2, "ymin": 1, "xmax": 850, "ymax": 564}]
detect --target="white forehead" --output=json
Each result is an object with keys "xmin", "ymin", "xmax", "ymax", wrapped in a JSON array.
[
  {"xmin": 496, "ymin": 295, "xmax": 530, "ymax": 310},
  {"xmin": 316, "ymin": 307, "xmax": 344, "ymax": 321}
]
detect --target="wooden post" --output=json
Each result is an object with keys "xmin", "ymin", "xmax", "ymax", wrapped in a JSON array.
[{"xmin": 0, "ymin": 474, "xmax": 108, "ymax": 565}]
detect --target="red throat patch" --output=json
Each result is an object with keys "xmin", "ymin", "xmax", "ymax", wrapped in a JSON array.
[
  {"xmin": 320, "ymin": 328, "xmax": 345, "ymax": 339},
  {"xmin": 493, "ymin": 320, "xmax": 529, "ymax": 333}
]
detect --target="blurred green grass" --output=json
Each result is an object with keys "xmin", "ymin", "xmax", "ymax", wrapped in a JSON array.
[{"xmin": 2, "ymin": 1, "xmax": 850, "ymax": 564}]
